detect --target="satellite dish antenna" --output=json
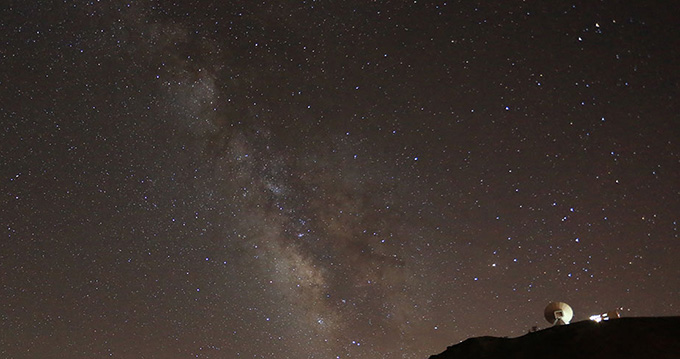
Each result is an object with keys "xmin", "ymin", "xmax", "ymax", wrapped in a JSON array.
[{"xmin": 544, "ymin": 302, "xmax": 573, "ymax": 325}]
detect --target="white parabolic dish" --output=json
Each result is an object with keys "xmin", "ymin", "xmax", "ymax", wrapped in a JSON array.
[{"xmin": 544, "ymin": 301, "xmax": 574, "ymax": 324}]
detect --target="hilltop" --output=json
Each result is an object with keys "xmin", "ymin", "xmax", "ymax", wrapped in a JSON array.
[{"xmin": 429, "ymin": 316, "xmax": 680, "ymax": 359}]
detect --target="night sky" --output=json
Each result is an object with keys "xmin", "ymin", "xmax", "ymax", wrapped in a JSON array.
[{"xmin": 1, "ymin": 1, "xmax": 679, "ymax": 358}]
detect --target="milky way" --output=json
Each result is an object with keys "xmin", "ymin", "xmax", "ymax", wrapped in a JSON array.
[{"xmin": 1, "ymin": 1, "xmax": 679, "ymax": 358}]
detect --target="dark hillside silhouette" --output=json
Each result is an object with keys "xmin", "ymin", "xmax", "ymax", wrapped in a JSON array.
[{"xmin": 429, "ymin": 317, "xmax": 680, "ymax": 359}]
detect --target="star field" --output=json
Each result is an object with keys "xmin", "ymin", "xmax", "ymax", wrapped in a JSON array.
[{"xmin": 1, "ymin": 1, "xmax": 679, "ymax": 358}]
